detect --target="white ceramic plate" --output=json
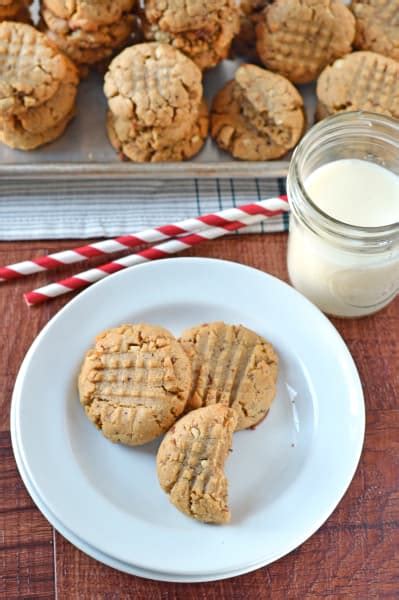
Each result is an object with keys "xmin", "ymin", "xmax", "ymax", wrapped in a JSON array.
[{"xmin": 11, "ymin": 258, "xmax": 365, "ymax": 580}]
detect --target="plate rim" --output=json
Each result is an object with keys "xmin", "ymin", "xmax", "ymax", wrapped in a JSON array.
[{"xmin": 11, "ymin": 257, "xmax": 366, "ymax": 577}]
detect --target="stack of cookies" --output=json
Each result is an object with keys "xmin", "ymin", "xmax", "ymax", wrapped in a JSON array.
[
  {"xmin": 0, "ymin": 22, "xmax": 79, "ymax": 150},
  {"xmin": 40, "ymin": 0, "xmax": 138, "ymax": 74},
  {"xmin": 141, "ymin": 0, "xmax": 240, "ymax": 70},
  {"xmin": 0, "ymin": 0, "xmax": 31, "ymax": 24},
  {"xmin": 104, "ymin": 42, "xmax": 209, "ymax": 162}
]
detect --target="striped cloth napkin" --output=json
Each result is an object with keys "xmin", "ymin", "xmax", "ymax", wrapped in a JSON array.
[{"xmin": 0, "ymin": 177, "xmax": 288, "ymax": 240}]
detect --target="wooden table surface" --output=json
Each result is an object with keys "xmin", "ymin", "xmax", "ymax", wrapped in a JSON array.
[{"xmin": 0, "ymin": 233, "xmax": 398, "ymax": 600}]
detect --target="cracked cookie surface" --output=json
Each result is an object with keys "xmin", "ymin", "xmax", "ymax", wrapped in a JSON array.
[
  {"xmin": 211, "ymin": 64, "xmax": 305, "ymax": 161},
  {"xmin": 0, "ymin": 22, "xmax": 70, "ymax": 115},
  {"xmin": 316, "ymin": 51, "xmax": 399, "ymax": 120},
  {"xmin": 157, "ymin": 404, "xmax": 237, "ymax": 524},
  {"xmin": 256, "ymin": 0, "xmax": 355, "ymax": 84},
  {"xmin": 179, "ymin": 321, "xmax": 279, "ymax": 430},
  {"xmin": 106, "ymin": 98, "xmax": 208, "ymax": 162},
  {"xmin": 351, "ymin": 0, "xmax": 399, "ymax": 62},
  {"xmin": 104, "ymin": 42, "xmax": 202, "ymax": 127},
  {"xmin": 78, "ymin": 324, "xmax": 192, "ymax": 446}
]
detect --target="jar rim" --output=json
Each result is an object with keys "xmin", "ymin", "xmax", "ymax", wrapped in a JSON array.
[{"xmin": 290, "ymin": 111, "xmax": 399, "ymax": 240}]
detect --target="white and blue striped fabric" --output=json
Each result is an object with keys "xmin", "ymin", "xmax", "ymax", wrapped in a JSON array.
[{"xmin": 0, "ymin": 177, "xmax": 288, "ymax": 240}]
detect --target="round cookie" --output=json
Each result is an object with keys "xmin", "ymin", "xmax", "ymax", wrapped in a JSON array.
[
  {"xmin": 0, "ymin": 63, "xmax": 78, "ymax": 133},
  {"xmin": 142, "ymin": 9, "xmax": 239, "ymax": 70},
  {"xmin": 107, "ymin": 99, "xmax": 209, "ymax": 162},
  {"xmin": 157, "ymin": 405, "xmax": 238, "ymax": 524},
  {"xmin": 0, "ymin": 109, "xmax": 74, "ymax": 149},
  {"xmin": 211, "ymin": 64, "xmax": 305, "ymax": 161},
  {"xmin": 351, "ymin": 0, "xmax": 399, "ymax": 62},
  {"xmin": 179, "ymin": 321, "xmax": 279, "ymax": 430},
  {"xmin": 0, "ymin": 22, "xmax": 69, "ymax": 115},
  {"xmin": 42, "ymin": 0, "xmax": 136, "ymax": 31},
  {"xmin": 104, "ymin": 43, "xmax": 202, "ymax": 128},
  {"xmin": 78, "ymin": 324, "xmax": 192, "ymax": 446},
  {"xmin": 145, "ymin": 0, "xmax": 237, "ymax": 33},
  {"xmin": 256, "ymin": 0, "xmax": 355, "ymax": 84},
  {"xmin": 316, "ymin": 51, "xmax": 399, "ymax": 120}
]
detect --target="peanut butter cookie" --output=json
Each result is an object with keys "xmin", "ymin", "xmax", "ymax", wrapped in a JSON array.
[
  {"xmin": 316, "ymin": 51, "xmax": 399, "ymax": 120},
  {"xmin": 180, "ymin": 321, "xmax": 279, "ymax": 430},
  {"xmin": 256, "ymin": 0, "xmax": 355, "ymax": 84},
  {"xmin": 351, "ymin": 0, "xmax": 399, "ymax": 62},
  {"xmin": 107, "ymin": 99, "xmax": 209, "ymax": 162},
  {"xmin": 104, "ymin": 43, "xmax": 202, "ymax": 127},
  {"xmin": 142, "ymin": 9, "xmax": 239, "ymax": 70},
  {"xmin": 157, "ymin": 405, "xmax": 238, "ymax": 524},
  {"xmin": 0, "ymin": 22, "xmax": 70, "ymax": 115},
  {"xmin": 211, "ymin": 64, "xmax": 305, "ymax": 161},
  {"xmin": 78, "ymin": 324, "xmax": 192, "ymax": 446}
]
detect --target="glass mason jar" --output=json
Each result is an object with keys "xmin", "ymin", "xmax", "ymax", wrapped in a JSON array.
[{"xmin": 287, "ymin": 112, "xmax": 399, "ymax": 318}]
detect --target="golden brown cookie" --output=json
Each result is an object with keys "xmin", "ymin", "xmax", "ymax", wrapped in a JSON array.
[
  {"xmin": 179, "ymin": 321, "xmax": 279, "ymax": 430},
  {"xmin": 316, "ymin": 51, "xmax": 399, "ymax": 120},
  {"xmin": 157, "ymin": 405, "xmax": 238, "ymax": 524},
  {"xmin": 142, "ymin": 9, "xmax": 239, "ymax": 70},
  {"xmin": 256, "ymin": 0, "xmax": 355, "ymax": 84},
  {"xmin": 107, "ymin": 99, "xmax": 209, "ymax": 162},
  {"xmin": 351, "ymin": 0, "xmax": 399, "ymax": 62},
  {"xmin": 211, "ymin": 64, "xmax": 305, "ymax": 161},
  {"xmin": 0, "ymin": 22, "xmax": 70, "ymax": 115},
  {"xmin": 0, "ymin": 63, "xmax": 78, "ymax": 133},
  {"xmin": 145, "ymin": 0, "xmax": 237, "ymax": 33},
  {"xmin": 104, "ymin": 42, "xmax": 202, "ymax": 128},
  {"xmin": 0, "ymin": 108, "xmax": 74, "ymax": 149},
  {"xmin": 78, "ymin": 324, "xmax": 192, "ymax": 447},
  {"xmin": 42, "ymin": 0, "xmax": 136, "ymax": 31}
]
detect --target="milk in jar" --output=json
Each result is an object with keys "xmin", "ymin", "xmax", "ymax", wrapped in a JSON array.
[{"xmin": 286, "ymin": 113, "xmax": 399, "ymax": 317}]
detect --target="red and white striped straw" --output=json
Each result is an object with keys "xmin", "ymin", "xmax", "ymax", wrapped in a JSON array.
[
  {"xmin": 1, "ymin": 196, "xmax": 288, "ymax": 283},
  {"xmin": 24, "ymin": 210, "xmax": 284, "ymax": 306}
]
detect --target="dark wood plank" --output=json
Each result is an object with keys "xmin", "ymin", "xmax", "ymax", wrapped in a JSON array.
[
  {"xmin": 0, "ymin": 234, "xmax": 397, "ymax": 600},
  {"xmin": 0, "ymin": 432, "xmax": 55, "ymax": 599},
  {"xmin": 0, "ymin": 245, "xmax": 55, "ymax": 599}
]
